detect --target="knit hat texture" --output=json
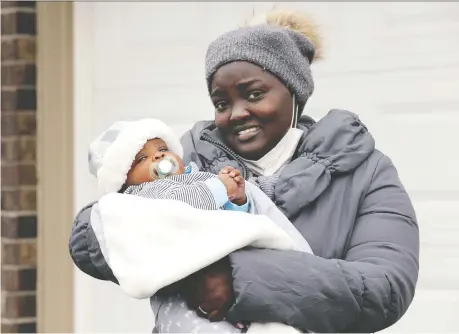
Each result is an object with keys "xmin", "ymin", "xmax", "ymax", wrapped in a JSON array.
[
  {"xmin": 88, "ymin": 118, "xmax": 183, "ymax": 196},
  {"xmin": 205, "ymin": 10, "xmax": 323, "ymax": 114}
]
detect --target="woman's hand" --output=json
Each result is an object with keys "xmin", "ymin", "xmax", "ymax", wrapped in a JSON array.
[{"xmin": 182, "ymin": 257, "xmax": 234, "ymax": 322}]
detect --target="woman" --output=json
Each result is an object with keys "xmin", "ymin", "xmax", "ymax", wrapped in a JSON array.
[{"xmin": 70, "ymin": 10, "xmax": 419, "ymax": 333}]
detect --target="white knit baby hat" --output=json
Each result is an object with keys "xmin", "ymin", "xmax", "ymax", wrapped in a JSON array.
[{"xmin": 88, "ymin": 118, "xmax": 184, "ymax": 196}]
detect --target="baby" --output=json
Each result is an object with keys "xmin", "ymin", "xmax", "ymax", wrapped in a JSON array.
[
  {"xmin": 88, "ymin": 118, "xmax": 312, "ymax": 334},
  {"xmin": 90, "ymin": 118, "xmax": 251, "ymax": 214},
  {"xmin": 122, "ymin": 137, "xmax": 251, "ymax": 213},
  {"xmin": 88, "ymin": 118, "xmax": 257, "ymax": 333}
]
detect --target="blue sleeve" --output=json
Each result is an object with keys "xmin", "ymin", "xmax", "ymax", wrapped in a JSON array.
[
  {"xmin": 204, "ymin": 177, "xmax": 229, "ymax": 208},
  {"xmin": 224, "ymin": 197, "xmax": 250, "ymax": 212}
]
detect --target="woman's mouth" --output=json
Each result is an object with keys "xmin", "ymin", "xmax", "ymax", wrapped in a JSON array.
[{"xmin": 236, "ymin": 126, "xmax": 260, "ymax": 141}]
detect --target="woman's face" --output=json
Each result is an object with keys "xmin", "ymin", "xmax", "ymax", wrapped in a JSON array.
[{"xmin": 210, "ymin": 61, "xmax": 294, "ymax": 161}]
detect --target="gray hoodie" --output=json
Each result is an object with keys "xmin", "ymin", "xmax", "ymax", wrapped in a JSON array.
[{"xmin": 69, "ymin": 109, "xmax": 419, "ymax": 333}]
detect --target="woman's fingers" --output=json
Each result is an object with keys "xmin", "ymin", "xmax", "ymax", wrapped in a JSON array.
[
  {"xmin": 197, "ymin": 304, "xmax": 225, "ymax": 322},
  {"xmin": 196, "ymin": 305, "xmax": 213, "ymax": 319},
  {"xmin": 188, "ymin": 259, "xmax": 234, "ymax": 321},
  {"xmin": 181, "ymin": 272, "xmax": 207, "ymax": 310},
  {"xmin": 208, "ymin": 309, "xmax": 225, "ymax": 322}
]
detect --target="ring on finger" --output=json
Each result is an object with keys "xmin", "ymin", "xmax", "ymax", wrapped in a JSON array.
[{"xmin": 197, "ymin": 305, "xmax": 209, "ymax": 317}]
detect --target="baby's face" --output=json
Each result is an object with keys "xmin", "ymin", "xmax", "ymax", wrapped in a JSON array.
[{"xmin": 126, "ymin": 138, "xmax": 185, "ymax": 186}]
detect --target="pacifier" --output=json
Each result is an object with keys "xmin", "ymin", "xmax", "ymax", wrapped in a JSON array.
[{"xmin": 149, "ymin": 155, "xmax": 180, "ymax": 179}]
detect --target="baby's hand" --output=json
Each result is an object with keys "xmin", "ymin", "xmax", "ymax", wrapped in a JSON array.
[{"xmin": 218, "ymin": 167, "xmax": 247, "ymax": 206}]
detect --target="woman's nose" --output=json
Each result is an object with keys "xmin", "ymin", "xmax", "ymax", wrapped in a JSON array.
[
  {"xmin": 153, "ymin": 151, "xmax": 165, "ymax": 161},
  {"xmin": 230, "ymin": 105, "xmax": 250, "ymax": 121}
]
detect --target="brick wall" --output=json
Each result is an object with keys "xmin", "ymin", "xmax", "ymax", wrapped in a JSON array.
[{"xmin": 1, "ymin": 1, "xmax": 37, "ymax": 333}]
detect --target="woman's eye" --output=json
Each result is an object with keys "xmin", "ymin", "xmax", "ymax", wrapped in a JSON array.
[
  {"xmin": 137, "ymin": 156, "xmax": 146, "ymax": 163},
  {"xmin": 215, "ymin": 101, "xmax": 228, "ymax": 112},
  {"xmin": 159, "ymin": 148, "xmax": 168, "ymax": 152},
  {"xmin": 247, "ymin": 91, "xmax": 264, "ymax": 101}
]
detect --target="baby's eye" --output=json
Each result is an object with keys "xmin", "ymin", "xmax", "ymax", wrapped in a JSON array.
[
  {"xmin": 159, "ymin": 147, "xmax": 169, "ymax": 152},
  {"xmin": 136, "ymin": 156, "xmax": 147, "ymax": 163}
]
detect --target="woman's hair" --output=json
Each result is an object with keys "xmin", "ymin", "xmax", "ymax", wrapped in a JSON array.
[
  {"xmin": 245, "ymin": 9, "xmax": 323, "ymax": 62},
  {"xmin": 205, "ymin": 9, "xmax": 324, "ymax": 114}
]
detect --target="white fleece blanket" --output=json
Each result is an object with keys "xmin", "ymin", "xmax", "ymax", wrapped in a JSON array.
[{"xmin": 92, "ymin": 192, "xmax": 307, "ymax": 333}]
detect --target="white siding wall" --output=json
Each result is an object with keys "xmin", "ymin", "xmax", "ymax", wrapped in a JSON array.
[{"xmin": 73, "ymin": 2, "xmax": 459, "ymax": 332}]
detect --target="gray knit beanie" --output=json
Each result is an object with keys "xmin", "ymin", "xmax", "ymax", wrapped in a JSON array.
[{"xmin": 205, "ymin": 11, "xmax": 322, "ymax": 114}]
